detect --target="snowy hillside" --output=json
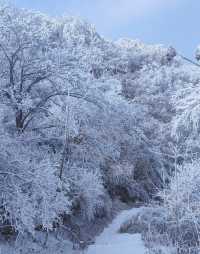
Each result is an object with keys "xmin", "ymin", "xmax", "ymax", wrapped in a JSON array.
[{"xmin": 0, "ymin": 2, "xmax": 200, "ymax": 254}]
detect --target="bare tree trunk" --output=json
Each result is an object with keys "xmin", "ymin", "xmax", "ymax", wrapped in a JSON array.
[{"xmin": 16, "ymin": 109, "xmax": 24, "ymax": 131}]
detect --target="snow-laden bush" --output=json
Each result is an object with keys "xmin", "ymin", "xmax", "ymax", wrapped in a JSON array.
[
  {"xmin": 151, "ymin": 160, "xmax": 200, "ymax": 251},
  {"xmin": 68, "ymin": 166, "xmax": 111, "ymax": 221},
  {"xmin": 0, "ymin": 155, "xmax": 71, "ymax": 235},
  {"xmin": 1, "ymin": 169, "xmax": 70, "ymax": 234},
  {"xmin": 103, "ymin": 158, "xmax": 160, "ymax": 203},
  {"xmin": 103, "ymin": 161, "xmax": 147, "ymax": 202},
  {"xmin": 106, "ymin": 161, "xmax": 134, "ymax": 187},
  {"xmin": 160, "ymin": 160, "xmax": 200, "ymax": 236},
  {"xmin": 0, "ymin": 130, "xmax": 71, "ymax": 236}
]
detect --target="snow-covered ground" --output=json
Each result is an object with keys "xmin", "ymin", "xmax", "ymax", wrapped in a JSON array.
[
  {"xmin": 86, "ymin": 207, "xmax": 146, "ymax": 254},
  {"xmin": 0, "ymin": 207, "xmax": 146, "ymax": 254}
]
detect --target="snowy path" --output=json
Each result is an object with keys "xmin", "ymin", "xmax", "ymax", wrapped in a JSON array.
[
  {"xmin": 86, "ymin": 207, "xmax": 146, "ymax": 254},
  {"xmin": 0, "ymin": 207, "xmax": 146, "ymax": 254}
]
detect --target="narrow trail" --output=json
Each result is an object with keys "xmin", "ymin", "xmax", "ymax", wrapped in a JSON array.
[
  {"xmin": 86, "ymin": 207, "xmax": 146, "ymax": 254},
  {"xmin": 0, "ymin": 207, "xmax": 147, "ymax": 254}
]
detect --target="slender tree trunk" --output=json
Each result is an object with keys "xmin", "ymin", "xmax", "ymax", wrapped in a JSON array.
[
  {"xmin": 16, "ymin": 109, "xmax": 24, "ymax": 131},
  {"xmin": 59, "ymin": 98, "xmax": 70, "ymax": 180},
  {"xmin": 59, "ymin": 132, "xmax": 70, "ymax": 180}
]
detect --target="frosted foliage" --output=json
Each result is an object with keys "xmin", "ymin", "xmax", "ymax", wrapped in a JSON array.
[
  {"xmin": 0, "ymin": 154, "xmax": 71, "ymax": 234},
  {"xmin": 68, "ymin": 166, "xmax": 107, "ymax": 221},
  {"xmin": 160, "ymin": 160, "xmax": 200, "ymax": 220},
  {"xmin": 108, "ymin": 162, "xmax": 134, "ymax": 186},
  {"xmin": 155, "ymin": 160, "xmax": 200, "ymax": 251},
  {"xmin": 172, "ymin": 84, "xmax": 200, "ymax": 139}
]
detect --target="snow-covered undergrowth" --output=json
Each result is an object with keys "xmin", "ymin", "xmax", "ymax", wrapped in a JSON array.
[
  {"xmin": 0, "ymin": 234, "xmax": 79, "ymax": 254},
  {"xmin": 0, "ymin": 208, "xmax": 145, "ymax": 254}
]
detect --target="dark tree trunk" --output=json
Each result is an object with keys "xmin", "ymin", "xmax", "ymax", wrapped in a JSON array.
[{"xmin": 16, "ymin": 109, "xmax": 24, "ymax": 131}]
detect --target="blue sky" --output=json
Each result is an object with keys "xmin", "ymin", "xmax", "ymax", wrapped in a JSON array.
[{"xmin": 13, "ymin": 0, "xmax": 200, "ymax": 58}]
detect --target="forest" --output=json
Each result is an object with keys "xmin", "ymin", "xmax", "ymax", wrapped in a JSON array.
[{"xmin": 0, "ymin": 3, "xmax": 200, "ymax": 254}]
